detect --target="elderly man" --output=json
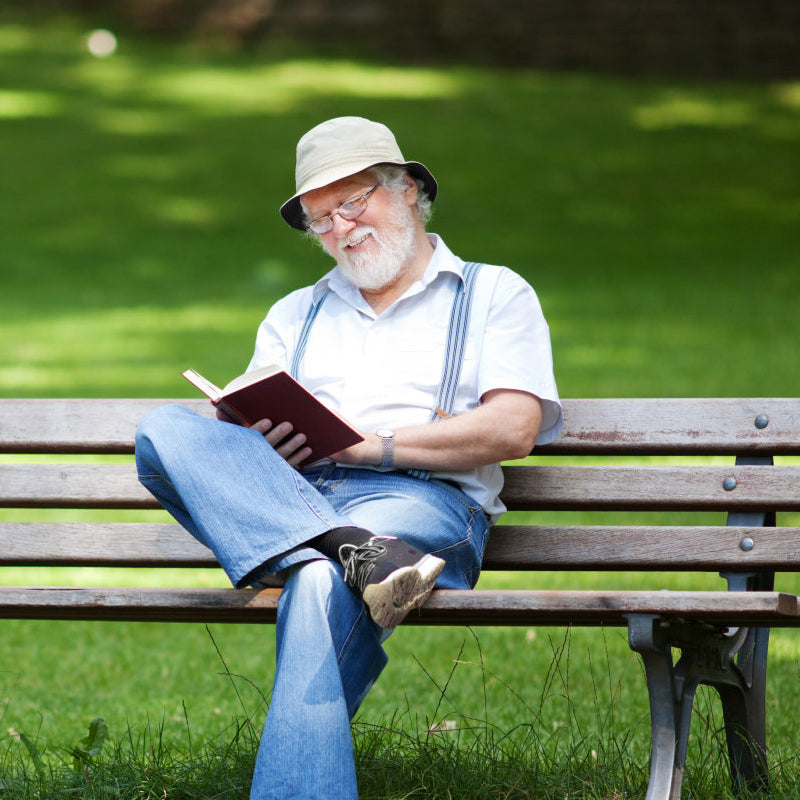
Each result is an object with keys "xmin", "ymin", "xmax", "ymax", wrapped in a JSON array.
[{"xmin": 135, "ymin": 116, "xmax": 562, "ymax": 800}]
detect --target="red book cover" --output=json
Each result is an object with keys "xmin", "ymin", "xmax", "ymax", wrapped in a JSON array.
[{"xmin": 182, "ymin": 366, "xmax": 364, "ymax": 467}]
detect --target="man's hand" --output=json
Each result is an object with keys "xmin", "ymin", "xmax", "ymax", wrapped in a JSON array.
[{"xmin": 250, "ymin": 418, "xmax": 313, "ymax": 468}]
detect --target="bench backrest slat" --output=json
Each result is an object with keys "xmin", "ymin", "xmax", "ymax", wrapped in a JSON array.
[
  {"xmin": 484, "ymin": 525, "xmax": 800, "ymax": 570},
  {"xmin": 2, "ymin": 522, "xmax": 799, "ymax": 572},
  {"xmin": 0, "ymin": 522, "xmax": 216, "ymax": 566},
  {"xmin": 501, "ymin": 465, "xmax": 800, "ymax": 511},
  {"xmin": 3, "ymin": 399, "xmax": 800, "ymax": 455},
  {"xmin": 0, "ymin": 399, "xmax": 212, "ymax": 454},
  {"xmin": 548, "ymin": 398, "xmax": 800, "ymax": 455},
  {"xmin": 0, "ymin": 464, "xmax": 156, "ymax": 508},
  {"xmin": 3, "ymin": 463, "xmax": 800, "ymax": 511}
]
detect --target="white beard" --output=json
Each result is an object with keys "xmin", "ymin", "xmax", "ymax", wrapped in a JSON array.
[{"xmin": 331, "ymin": 195, "xmax": 418, "ymax": 291}]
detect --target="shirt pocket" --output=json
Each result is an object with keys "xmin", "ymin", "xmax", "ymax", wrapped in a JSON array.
[
  {"xmin": 391, "ymin": 322, "xmax": 447, "ymax": 396},
  {"xmin": 394, "ymin": 324, "xmax": 481, "ymax": 405}
]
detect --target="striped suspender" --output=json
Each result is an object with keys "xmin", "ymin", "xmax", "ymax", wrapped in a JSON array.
[
  {"xmin": 291, "ymin": 262, "xmax": 483, "ymax": 479},
  {"xmin": 408, "ymin": 261, "xmax": 483, "ymax": 480},
  {"xmin": 430, "ymin": 261, "xmax": 483, "ymax": 422},
  {"xmin": 289, "ymin": 291, "xmax": 328, "ymax": 380}
]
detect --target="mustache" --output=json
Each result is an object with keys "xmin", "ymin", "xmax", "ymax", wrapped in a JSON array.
[{"xmin": 337, "ymin": 226, "xmax": 377, "ymax": 251}]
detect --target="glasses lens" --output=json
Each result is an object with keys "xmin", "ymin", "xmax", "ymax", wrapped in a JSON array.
[
  {"xmin": 306, "ymin": 187, "xmax": 375, "ymax": 234},
  {"xmin": 308, "ymin": 217, "xmax": 333, "ymax": 234},
  {"xmin": 338, "ymin": 196, "xmax": 367, "ymax": 221}
]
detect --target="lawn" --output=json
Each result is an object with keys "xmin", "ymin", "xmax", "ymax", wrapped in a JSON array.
[{"xmin": 1, "ymin": 12, "xmax": 800, "ymax": 799}]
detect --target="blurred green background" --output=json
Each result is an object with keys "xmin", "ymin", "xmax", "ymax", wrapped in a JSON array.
[{"xmin": 2, "ymin": 15, "xmax": 798, "ymax": 402}]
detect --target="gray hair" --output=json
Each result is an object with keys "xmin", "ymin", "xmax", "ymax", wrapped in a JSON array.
[{"xmin": 369, "ymin": 165, "xmax": 434, "ymax": 226}]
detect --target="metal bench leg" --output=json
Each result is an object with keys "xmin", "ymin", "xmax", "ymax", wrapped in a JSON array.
[
  {"xmin": 627, "ymin": 614, "xmax": 688, "ymax": 800},
  {"xmin": 719, "ymin": 571, "xmax": 772, "ymax": 793},
  {"xmin": 679, "ymin": 619, "xmax": 769, "ymax": 797},
  {"xmin": 719, "ymin": 485, "xmax": 775, "ymax": 794},
  {"xmin": 626, "ymin": 612, "xmax": 766, "ymax": 800},
  {"xmin": 717, "ymin": 678, "xmax": 768, "ymax": 792}
]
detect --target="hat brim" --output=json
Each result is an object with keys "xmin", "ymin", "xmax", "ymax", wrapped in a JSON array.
[{"xmin": 280, "ymin": 160, "xmax": 437, "ymax": 231}]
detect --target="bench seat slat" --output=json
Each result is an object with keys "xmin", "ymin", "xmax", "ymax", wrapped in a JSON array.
[
  {"xmin": 419, "ymin": 589, "xmax": 800, "ymax": 626},
  {"xmin": 3, "ymin": 398, "xmax": 800, "ymax": 455},
  {"xmin": 2, "ymin": 522, "xmax": 800, "ymax": 571},
  {"xmin": 3, "ymin": 464, "xmax": 800, "ymax": 511},
  {"xmin": 0, "ymin": 587, "xmax": 794, "ymax": 626}
]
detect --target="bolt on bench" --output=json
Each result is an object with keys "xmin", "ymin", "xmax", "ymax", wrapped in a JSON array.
[{"xmin": 1, "ymin": 397, "xmax": 800, "ymax": 800}]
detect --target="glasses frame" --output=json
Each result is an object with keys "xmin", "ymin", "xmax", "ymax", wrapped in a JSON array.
[{"xmin": 306, "ymin": 184, "xmax": 380, "ymax": 234}]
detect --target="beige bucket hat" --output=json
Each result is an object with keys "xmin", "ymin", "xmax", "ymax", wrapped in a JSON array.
[{"xmin": 280, "ymin": 116, "xmax": 438, "ymax": 230}]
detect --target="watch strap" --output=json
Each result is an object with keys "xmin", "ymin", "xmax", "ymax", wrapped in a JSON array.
[{"xmin": 377, "ymin": 429, "xmax": 394, "ymax": 468}]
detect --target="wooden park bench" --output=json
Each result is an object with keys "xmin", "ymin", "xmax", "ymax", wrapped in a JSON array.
[{"xmin": 1, "ymin": 397, "xmax": 800, "ymax": 799}]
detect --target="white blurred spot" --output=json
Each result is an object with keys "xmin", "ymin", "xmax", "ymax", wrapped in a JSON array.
[{"xmin": 87, "ymin": 29, "xmax": 118, "ymax": 58}]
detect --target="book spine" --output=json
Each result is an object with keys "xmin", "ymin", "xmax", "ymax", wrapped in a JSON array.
[{"xmin": 214, "ymin": 399, "xmax": 251, "ymax": 427}]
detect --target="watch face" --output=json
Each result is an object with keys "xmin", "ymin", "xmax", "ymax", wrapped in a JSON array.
[{"xmin": 376, "ymin": 428, "xmax": 394, "ymax": 439}]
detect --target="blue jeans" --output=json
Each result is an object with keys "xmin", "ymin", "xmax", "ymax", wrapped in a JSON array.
[{"xmin": 135, "ymin": 404, "xmax": 489, "ymax": 800}]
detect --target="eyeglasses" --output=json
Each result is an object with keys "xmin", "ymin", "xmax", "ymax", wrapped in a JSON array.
[{"xmin": 306, "ymin": 185, "xmax": 380, "ymax": 234}]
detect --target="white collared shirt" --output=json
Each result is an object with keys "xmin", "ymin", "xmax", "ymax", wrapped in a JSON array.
[{"xmin": 247, "ymin": 234, "xmax": 562, "ymax": 519}]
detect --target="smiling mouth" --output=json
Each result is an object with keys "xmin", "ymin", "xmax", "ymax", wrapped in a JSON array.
[{"xmin": 343, "ymin": 231, "xmax": 372, "ymax": 249}]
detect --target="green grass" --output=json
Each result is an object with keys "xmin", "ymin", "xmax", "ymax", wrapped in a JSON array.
[
  {"xmin": 3, "ymin": 625, "xmax": 800, "ymax": 798},
  {"xmin": 2, "ymin": 12, "xmax": 800, "ymax": 798}
]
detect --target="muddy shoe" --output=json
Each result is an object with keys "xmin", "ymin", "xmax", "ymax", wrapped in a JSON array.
[{"xmin": 338, "ymin": 536, "xmax": 445, "ymax": 630}]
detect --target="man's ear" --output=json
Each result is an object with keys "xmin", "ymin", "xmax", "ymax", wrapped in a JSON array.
[{"xmin": 403, "ymin": 176, "xmax": 419, "ymax": 206}]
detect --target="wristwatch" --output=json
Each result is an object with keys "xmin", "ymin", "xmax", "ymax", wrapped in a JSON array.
[{"xmin": 375, "ymin": 428, "xmax": 395, "ymax": 469}]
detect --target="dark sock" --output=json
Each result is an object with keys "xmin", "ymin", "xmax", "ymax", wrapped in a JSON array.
[{"xmin": 310, "ymin": 526, "xmax": 385, "ymax": 564}]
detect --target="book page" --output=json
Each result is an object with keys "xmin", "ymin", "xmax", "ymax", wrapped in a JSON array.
[
  {"xmin": 181, "ymin": 369, "xmax": 223, "ymax": 401},
  {"xmin": 222, "ymin": 364, "xmax": 282, "ymax": 394}
]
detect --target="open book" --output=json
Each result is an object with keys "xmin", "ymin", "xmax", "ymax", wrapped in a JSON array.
[{"xmin": 182, "ymin": 365, "xmax": 364, "ymax": 466}]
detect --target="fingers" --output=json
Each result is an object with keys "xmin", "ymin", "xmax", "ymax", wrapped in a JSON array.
[
  {"xmin": 216, "ymin": 407, "xmax": 237, "ymax": 423},
  {"xmin": 251, "ymin": 419, "xmax": 313, "ymax": 467}
]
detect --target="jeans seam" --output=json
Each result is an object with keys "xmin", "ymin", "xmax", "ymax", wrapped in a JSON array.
[{"xmin": 336, "ymin": 604, "xmax": 377, "ymax": 670}]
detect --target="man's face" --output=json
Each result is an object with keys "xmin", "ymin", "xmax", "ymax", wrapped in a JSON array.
[{"xmin": 301, "ymin": 170, "xmax": 419, "ymax": 291}]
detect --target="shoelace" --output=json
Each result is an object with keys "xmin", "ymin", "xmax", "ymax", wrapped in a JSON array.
[{"xmin": 339, "ymin": 537, "xmax": 391, "ymax": 594}]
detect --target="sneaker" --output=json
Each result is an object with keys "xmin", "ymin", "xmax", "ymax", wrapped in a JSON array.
[{"xmin": 338, "ymin": 536, "xmax": 445, "ymax": 629}]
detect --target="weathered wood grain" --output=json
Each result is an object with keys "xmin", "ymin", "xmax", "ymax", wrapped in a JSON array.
[
  {"xmin": 548, "ymin": 398, "xmax": 800, "ymax": 455},
  {"xmin": 0, "ymin": 523, "xmax": 217, "ymax": 566},
  {"xmin": 417, "ymin": 589, "xmax": 800, "ymax": 626},
  {"xmin": 2, "ymin": 523, "xmax": 800, "ymax": 572},
  {"xmin": 482, "ymin": 525, "xmax": 800, "ymax": 571},
  {"xmin": 0, "ymin": 399, "xmax": 213, "ymax": 454},
  {"xmin": 500, "ymin": 465, "xmax": 800, "ymax": 511},
  {"xmin": 0, "ymin": 464, "xmax": 158, "ymax": 508},
  {"xmin": 0, "ymin": 587, "xmax": 794, "ymax": 627},
  {"xmin": 3, "ymin": 397, "xmax": 800, "ymax": 628},
  {"xmin": 3, "ymin": 398, "xmax": 800, "ymax": 455},
  {"xmin": 3, "ymin": 463, "xmax": 800, "ymax": 510}
]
